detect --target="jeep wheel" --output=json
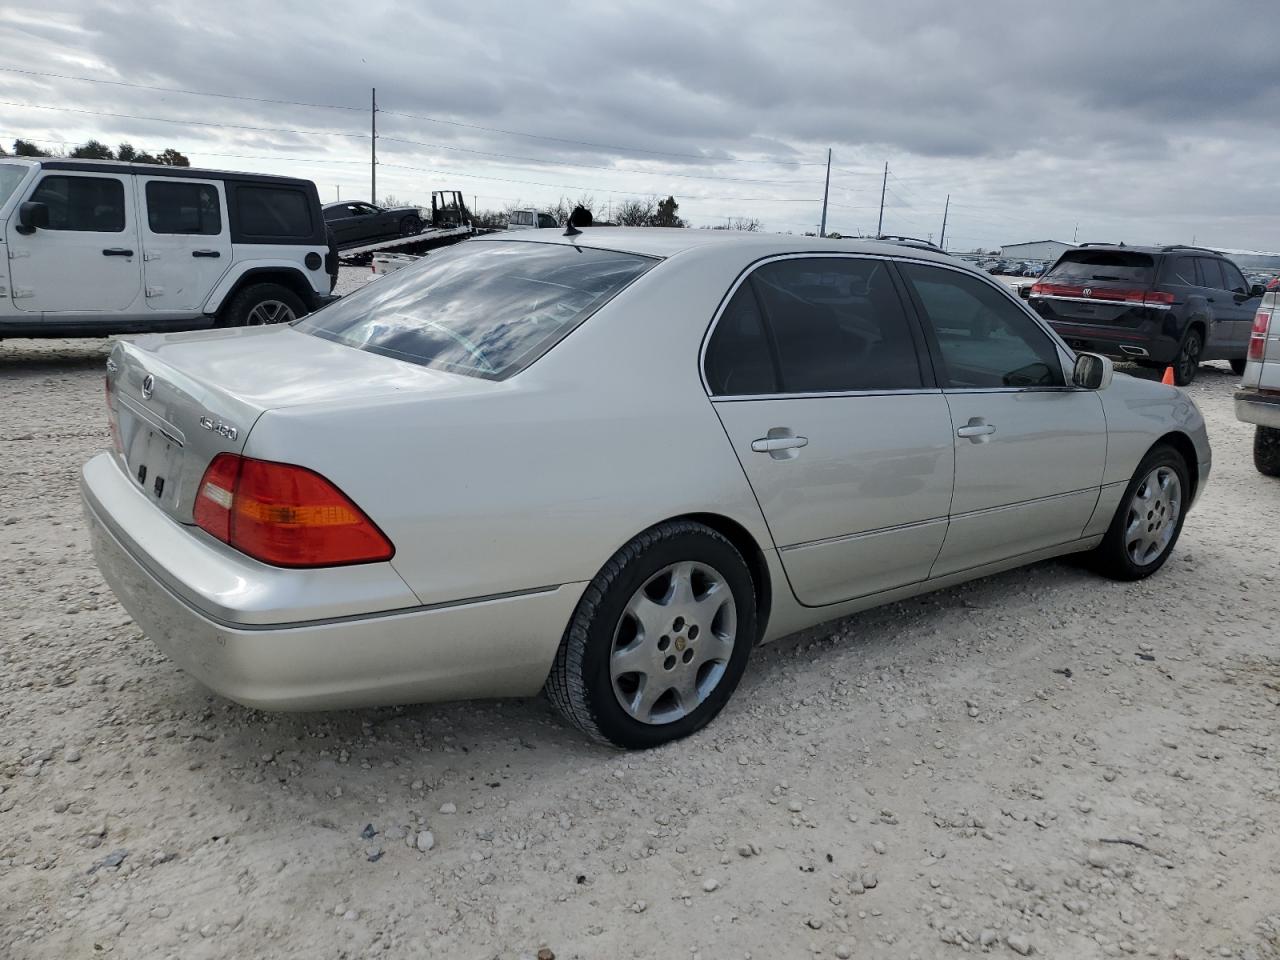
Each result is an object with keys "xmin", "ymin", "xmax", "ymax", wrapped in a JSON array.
[
  {"xmin": 219, "ymin": 283, "xmax": 307, "ymax": 328},
  {"xmin": 1173, "ymin": 328, "xmax": 1203, "ymax": 386},
  {"xmin": 1255, "ymin": 426, "xmax": 1280, "ymax": 477}
]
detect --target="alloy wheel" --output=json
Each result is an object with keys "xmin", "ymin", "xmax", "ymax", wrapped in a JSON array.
[
  {"xmin": 1123, "ymin": 466, "xmax": 1182, "ymax": 565},
  {"xmin": 609, "ymin": 561, "xmax": 737, "ymax": 725},
  {"xmin": 245, "ymin": 300, "xmax": 296, "ymax": 325},
  {"xmin": 1177, "ymin": 331, "xmax": 1201, "ymax": 384}
]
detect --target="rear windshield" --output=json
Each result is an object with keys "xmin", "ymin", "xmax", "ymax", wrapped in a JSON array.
[
  {"xmin": 1044, "ymin": 250, "xmax": 1155, "ymax": 284},
  {"xmin": 296, "ymin": 241, "xmax": 655, "ymax": 380}
]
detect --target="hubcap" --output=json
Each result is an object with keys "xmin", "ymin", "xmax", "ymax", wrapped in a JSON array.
[
  {"xmin": 246, "ymin": 299, "xmax": 296, "ymax": 325},
  {"xmin": 610, "ymin": 561, "xmax": 737, "ymax": 725},
  {"xmin": 1124, "ymin": 466, "xmax": 1181, "ymax": 566}
]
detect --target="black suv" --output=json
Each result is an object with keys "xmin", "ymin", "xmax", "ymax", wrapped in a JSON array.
[{"xmin": 1024, "ymin": 244, "xmax": 1264, "ymax": 384}]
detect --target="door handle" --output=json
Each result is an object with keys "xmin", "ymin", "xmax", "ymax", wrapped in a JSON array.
[
  {"xmin": 102, "ymin": 248, "xmax": 134, "ymax": 257},
  {"xmin": 751, "ymin": 436, "xmax": 809, "ymax": 453},
  {"xmin": 192, "ymin": 250, "xmax": 222, "ymax": 258},
  {"xmin": 956, "ymin": 418, "xmax": 997, "ymax": 442}
]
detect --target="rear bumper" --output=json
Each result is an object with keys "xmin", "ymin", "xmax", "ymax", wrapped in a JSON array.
[
  {"xmin": 1234, "ymin": 389, "xmax": 1280, "ymax": 429},
  {"xmin": 81, "ymin": 452, "xmax": 583, "ymax": 711},
  {"xmin": 1045, "ymin": 320, "xmax": 1177, "ymax": 362}
]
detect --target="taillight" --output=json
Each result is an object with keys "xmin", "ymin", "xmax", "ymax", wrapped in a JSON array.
[
  {"xmin": 1142, "ymin": 290, "xmax": 1175, "ymax": 307},
  {"xmin": 193, "ymin": 453, "xmax": 394, "ymax": 568},
  {"xmin": 1249, "ymin": 309, "xmax": 1273, "ymax": 362},
  {"xmin": 1028, "ymin": 282, "xmax": 1172, "ymax": 307}
]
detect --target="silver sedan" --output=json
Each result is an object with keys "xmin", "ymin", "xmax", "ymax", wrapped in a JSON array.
[{"xmin": 82, "ymin": 230, "xmax": 1211, "ymax": 748}]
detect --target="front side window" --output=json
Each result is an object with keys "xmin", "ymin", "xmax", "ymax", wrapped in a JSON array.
[
  {"xmin": 146, "ymin": 181, "xmax": 221, "ymax": 235},
  {"xmin": 29, "ymin": 175, "xmax": 125, "ymax": 232},
  {"xmin": 296, "ymin": 241, "xmax": 654, "ymax": 380},
  {"xmin": 235, "ymin": 186, "xmax": 313, "ymax": 238},
  {"xmin": 1220, "ymin": 260, "xmax": 1248, "ymax": 294},
  {"xmin": 748, "ymin": 257, "xmax": 923, "ymax": 393},
  {"xmin": 902, "ymin": 262, "xmax": 1064, "ymax": 389},
  {"xmin": 537, "ymin": 213, "xmax": 558, "ymax": 228}
]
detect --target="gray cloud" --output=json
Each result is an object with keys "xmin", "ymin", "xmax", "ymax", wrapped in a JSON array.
[{"xmin": 3, "ymin": 0, "xmax": 1280, "ymax": 246}]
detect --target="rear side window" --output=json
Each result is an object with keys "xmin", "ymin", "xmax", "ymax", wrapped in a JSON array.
[
  {"xmin": 323, "ymin": 206, "xmax": 344, "ymax": 221},
  {"xmin": 146, "ymin": 181, "xmax": 221, "ymax": 235},
  {"xmin": 30, "ymin": 175, "xmax": 125, "ymax": 232},
  {"xmin": 1045, "ymin": 250, "xmax": 1155, "ymax": 285},
  {"xmin": 749, "ymin": 257, "xmax": 923, "ymax": 393},
  {"xmin": 902, "ymin": 263, "xmax": 1064, "ymax": 389},
  {"xmin": 704, "ymin": 284, "xmax": 778, "ymax": 395},
  {"xmin": 296, "ymin": 241, "xmax": 654, "ymax": 380},
  {"xmin": 1167, "ymin": 256, "xmax": 1198, "ymax": 285},
  {"xmin": 235, "ymin": 186, "xmax": 313, "ymax": 239}
]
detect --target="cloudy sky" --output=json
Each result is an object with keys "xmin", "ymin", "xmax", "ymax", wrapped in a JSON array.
[{"xmin": 2, "ymin": 0, "xmax": 1279, "ymax": 250}]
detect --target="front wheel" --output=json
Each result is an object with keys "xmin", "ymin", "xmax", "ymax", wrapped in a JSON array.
[
  {"xmin": 1088, "ymin": 444, "xmax": 1189, "ymax": 581},
  {"xmin": 1255, "ymin": 426, "xmax": 1280, "ymax": 477},
  {"xmin": 1173, "ymin": 328, "xmax": 1203, "ymax": 385},
  {"xmin": 545, "ymin": 521, "xmax": 757, "ymax": 749}
]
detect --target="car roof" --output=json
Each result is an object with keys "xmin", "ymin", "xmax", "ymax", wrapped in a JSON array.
[
  {"xmin": 4, "ymin": 156, "xmax": 314, "ymax": 187},
  {"xmin": 1072, "ymin": 243, "xmax": 1225, "ymax": 258},
  {"xmin": 471, "ymin": 226, "xmax": 961, "ymax": 266}
]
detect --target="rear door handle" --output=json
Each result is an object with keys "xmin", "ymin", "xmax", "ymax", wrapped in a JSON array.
[
  {"xmin": 102, "ymin": 248, "xmax": 134, "ymax": 257},
  {"xmin": 957, "ymin": 418, "xmax": 997, "ymax": 442},
  {"xmin": 192, "ymin": 250, "xmax": 221, "ymax": 258},
  {"xmin": 751, "ymin": 436, "xmax": 809, "ymax": 452}
]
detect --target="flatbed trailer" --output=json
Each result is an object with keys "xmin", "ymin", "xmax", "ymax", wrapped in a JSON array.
[{"xmin": 338, "ymin": 224, "xmax": 473, "ymax": 264}]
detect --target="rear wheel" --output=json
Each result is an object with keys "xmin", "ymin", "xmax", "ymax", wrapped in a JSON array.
[
  {"xmin": 218, "ymin": 282, "xmax": 307, "ymax": 328},
  {"xmin": 400, "ymin": 215, "xmax": 422, "ymax": 237},
  {"xmin": 1088, "ymin": 444, "xmax": 1189, "ymax": 580},
  {"xmin": 1230, "ymin": 357, "xmax": 1248, "ymax": 376},
  {"xmin": 1173, "ymin": 328, "xmax": 1203, "ymax": 385},
  {"xmin": 1255, "ymin": 426, "xmax": 1280, "ymax": 477},
  {"xmin": 545, "ymin": 521, "xmax": 757, "ymax": 749}
]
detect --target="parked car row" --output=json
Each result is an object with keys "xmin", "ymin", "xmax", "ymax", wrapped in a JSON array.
[{"xmin": 984, "ymin": 259, "xmax": 1046, "ymax": 277}]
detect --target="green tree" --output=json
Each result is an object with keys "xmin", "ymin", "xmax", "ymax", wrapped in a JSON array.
[
  {"xmin": 13, "ymin": 139, "xmax": 51, "ymax": 157},
  {"xmin": 69, "ymin": 139, "xmax": 115, "ymax": 160},
  {"xmin": 652, "ymin": 195, "xmax": 684, "ymax": 228},
  {"xmin": 116, "ymin": 142, "xmax": 139, "ymax": 161},
  {"xmin": 157, "ymin": 148, "xmax": 190, "ymax": 167}
]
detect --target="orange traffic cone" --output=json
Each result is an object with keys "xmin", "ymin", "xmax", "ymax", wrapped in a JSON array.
[{"xmin": 1161, "ymin": 366, "xmax": 1175, "ymax": 385}]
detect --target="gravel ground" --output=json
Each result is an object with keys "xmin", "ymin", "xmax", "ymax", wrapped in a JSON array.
[{"xmin": 2, "ymin": 281, "xmax": 1279, "ymax": 959}]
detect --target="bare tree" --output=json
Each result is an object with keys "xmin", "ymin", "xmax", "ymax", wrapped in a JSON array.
[
  {"xmin": 614, "ymin": 198, "xmax": 657, "ymax": 226},
  {"xmin": 708, "ymin": 216, "xmax": 762, "ymax": 232}
]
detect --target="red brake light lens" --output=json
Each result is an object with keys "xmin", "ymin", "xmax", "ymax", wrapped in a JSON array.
[
  {"xmin": 193, "ymin": 454, "xmax": 393, "ymax": 567},
  {"xmin": 1249, "ymin": 309, "xmax": 1273, "ymax": 361}
]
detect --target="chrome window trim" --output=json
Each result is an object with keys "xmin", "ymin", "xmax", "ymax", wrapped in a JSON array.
[
  {"xmin": 698, "ymin": 251, "xmax": 924, "ymax": 399},
  {"xmin": 711, "ymin": 387, "xmax": 942, "ymax": 403}
]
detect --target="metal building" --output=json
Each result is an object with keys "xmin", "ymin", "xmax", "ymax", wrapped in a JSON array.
[{"xmin": 999, "ymin": 240, "xmax": 1075, "ymax": 261}]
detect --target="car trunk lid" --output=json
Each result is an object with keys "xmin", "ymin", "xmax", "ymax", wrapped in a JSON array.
[{"xmin": 105, "ymin": 325, "xmax": 482, "ymax": 524}]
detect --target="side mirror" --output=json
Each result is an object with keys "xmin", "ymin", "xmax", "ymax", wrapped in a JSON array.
[
  {"xmin": 1017, "ymin": 284, "xmax": 1031, "ymax": 300},
  {"xmin": 15, "ymin": 201, "xmax": 49, "ymax": 235},
  {"xmin": 1250, "ymin": 283, "xmax": 1265, "ymax": 298},
  {"xmin": 1072, "ymin": 352, "xmax": 1113, "ymax": 391}
]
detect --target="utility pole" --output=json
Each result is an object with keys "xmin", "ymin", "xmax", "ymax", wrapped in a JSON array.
[
  {"xmin": 371, "ymin": 87, "xmax": 377, "ymax": 204},
  {"xmin": 336, "ymin": 185, "xmax": 340, "ymax": 201},
  {"xmin": 1073, "ymin": 222, "xmax": 1078, "ymax": 244},
  {"xmin": 939, "ymin": 193, "xmax": 950, "ymax": 251},
  {"xmin": 876, "ymin": 161, "xmax": 888, "ymax": 238},
  {"xmin": 819, "ymin": 148, "xmax": 832, "ymax": 238}
]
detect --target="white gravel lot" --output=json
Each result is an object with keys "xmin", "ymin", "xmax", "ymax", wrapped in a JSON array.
[{"xmin": 2, "ymin": 273, "xmax": 1279, "ymax": 959}]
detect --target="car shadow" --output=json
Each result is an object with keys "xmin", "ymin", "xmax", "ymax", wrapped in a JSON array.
[{"xmin": 0, "ymin": 339, "xmax": 114, "ymax": 376}]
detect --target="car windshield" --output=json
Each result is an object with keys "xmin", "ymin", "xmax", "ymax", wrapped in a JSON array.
[
  {"xmin": 296, "ymin": 240, "xmax": 656, "ymax": 380},
  {"xmin": 1044, "ymin": 250, "xmax": 1155, "ymax": 284},
  {"xmin": 0, "ymin": 163, "xmax": 29, "ymax": 209}
]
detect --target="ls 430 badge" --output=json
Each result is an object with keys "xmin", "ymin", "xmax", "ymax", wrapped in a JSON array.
[{"xmin": 199, "ymin": 417, "xmax": 239, "ymax": 441}]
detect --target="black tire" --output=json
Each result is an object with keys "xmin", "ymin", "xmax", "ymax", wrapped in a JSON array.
[
  {"xmin": 1255, "ymin": 426, "xmax": 1280, "ymax": 477},
  {"xmin": 1230, "ymin": 357, "xmax": 1248, "ymax": 376},
  {"xmin": 544, "ymin": 520, "xmax": 758, "ymax": 749},
  {"xmin": 400, "ymin": 215, "xmax": 422, "ymax": 237},
  {"xmin": 1173, "ymin": 327, "xmax": 1203, "ymax": 386},
  {"xmin": 218, "ymin": 282, "xmax": 307, "ymax": 328},
  {"xmin": 1088, "ymin": 443, "xmax": 1190, "ymax": 581}
]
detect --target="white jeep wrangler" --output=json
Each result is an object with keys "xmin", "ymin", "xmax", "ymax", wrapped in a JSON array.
[{"xmin": 0, "ymin": 158, "xmax": 337, "ymax": 337}]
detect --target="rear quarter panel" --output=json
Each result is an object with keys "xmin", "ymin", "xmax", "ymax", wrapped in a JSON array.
[{"xmin": 242, "ymin": 246, "xmax": 775, "ymax": 607}]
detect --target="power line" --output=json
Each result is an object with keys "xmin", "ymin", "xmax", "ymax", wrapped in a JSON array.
[{"xmin": 0, "ymin": 100, "xmax": 368, "ymax": 139}]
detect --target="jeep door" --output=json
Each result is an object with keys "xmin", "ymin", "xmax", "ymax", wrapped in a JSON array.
[
  {"xmin": 5, "ymin": 171, "xmax": 141, "ymax": 313},
  {"xmin": 139, "ymin": 177, "xmax": 231, "ymax": 314}
]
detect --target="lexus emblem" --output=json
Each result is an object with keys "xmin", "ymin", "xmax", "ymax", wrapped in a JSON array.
[
  {"xmin": 1082, "ymin": 287, "xmax": 1092, "ymax": 297},
  {"xmin": 141, "ymin": 374, "xmax": 155, "ymax": 400}
]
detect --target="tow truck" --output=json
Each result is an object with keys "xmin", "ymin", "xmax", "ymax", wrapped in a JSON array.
[{"xmin": 338, "ymin": 190, "xmax": 480, "ymax": 265}]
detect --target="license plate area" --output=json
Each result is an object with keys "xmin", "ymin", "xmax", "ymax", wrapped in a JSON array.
[{"xmin": 117, "ymin": 402, "xmax": 186, "ymax": 511}]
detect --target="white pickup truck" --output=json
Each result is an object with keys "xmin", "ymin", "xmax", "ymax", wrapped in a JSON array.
[
  {"xmin": 507, "ymin": 209, "xmax": 558, "ymax": 230},
  {"xmin": 1235, "ymin": 289, "xmax": 1280, "ymax": 475}
]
